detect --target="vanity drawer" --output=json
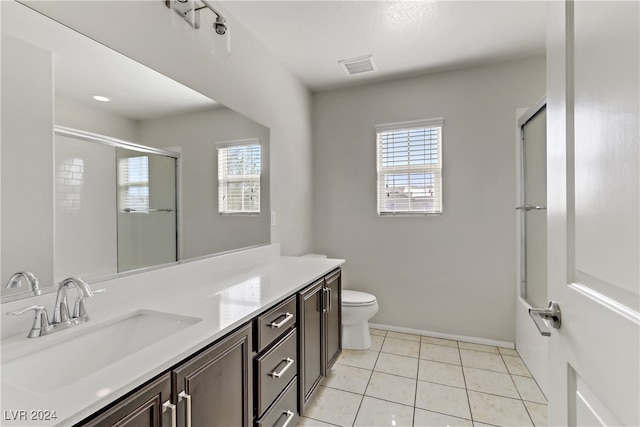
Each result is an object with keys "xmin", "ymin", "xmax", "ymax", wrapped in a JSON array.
[
  {"xmin": 256, "ymin": 295, "xmax": 297, "ymax": 352},
  {"xmin": 256, "ymin": 377, "xmax": 298, "ymax": 427},
  {"xmin": 256, "ymin": 328, "xmax": 297, "ymax": 416}
]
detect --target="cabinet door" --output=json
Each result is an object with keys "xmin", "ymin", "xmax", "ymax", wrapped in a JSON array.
[
  {"xmin": 297, "ymin": 279, "xmax": 324, "ymax": 414},
  {"xmin": 173, "ymin": 323, "xmax": 252, "ymax": 427},
  {"xmin": 80, "ymin": 373, "xmax": 171, "ymax": 427},
  {"xmin": 324, "ymin": 270, "xmax": 342, "ymax": 370}
]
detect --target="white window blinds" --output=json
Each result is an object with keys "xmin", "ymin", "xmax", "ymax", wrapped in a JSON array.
[
  {"xmin": 118, "ymin": 155, "xmax": 150, "ymax": 213},
  {"xmin": 217, "ymin": 140, "xmax": 261, "ymax": 214},
  {"xmin": 376, "ymin": 119, "xmax": 443, "ymax": 215}
]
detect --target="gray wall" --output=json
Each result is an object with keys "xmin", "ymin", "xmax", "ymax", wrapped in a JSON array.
[{"xmin": 312, "ymin": 56, "xmax": 546, "ymax": 342}]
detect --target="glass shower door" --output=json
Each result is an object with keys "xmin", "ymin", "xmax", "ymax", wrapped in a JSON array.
[
  {"xmin": 520, "ymin": 107, "xmax": 547, "ymax": 308},
  {"xmin": 117, "ymin": 148, "xmax": 177, "ymax": 272}
]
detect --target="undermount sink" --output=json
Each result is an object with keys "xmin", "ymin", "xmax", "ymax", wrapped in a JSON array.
[{"xmin": 2, "ymin": 310, "xmax": 201, "ymax": 394}]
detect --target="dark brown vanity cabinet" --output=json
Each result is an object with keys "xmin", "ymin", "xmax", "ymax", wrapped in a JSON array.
[
  {"xmin": 77, "ymin": 324, "xmax": 253, "ymax": 427},
  {"xmin": 81, "ymin": 373, "xmax": 171, "ymax": 427},
  {"xmin": 298, "ymin": 268, "xmax": 342, "ymax": 415},
  {"xmin": 172, "ymin": 323, "xmax": 253, "ymax": 427},
  {"xmin": 254, "ymin": 296, "xmax": 299, "ymax": 427}
]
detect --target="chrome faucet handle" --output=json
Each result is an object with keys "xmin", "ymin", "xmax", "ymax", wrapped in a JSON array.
[
  {"xmin": 7, "ymin": 305, "xmax": 51, "ymax": 338},
  {"xmin": 53, "ymin": 277, "xmax": 93, "ymax": 324},
  {"xmin": 72, "ymin": 288, "xmax": 105, "ymax": 321},
  {"xmin": 5, "ymin": 271, "xmax": 41, "ymax": 296}
]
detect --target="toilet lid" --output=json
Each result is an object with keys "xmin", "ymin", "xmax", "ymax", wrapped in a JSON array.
[{"xmin": 342, "ymin": 290, "xmax": 377, "ymax": 306}]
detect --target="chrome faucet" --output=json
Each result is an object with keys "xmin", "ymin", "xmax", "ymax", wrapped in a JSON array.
[
  {"xmin": 53, "ymin": 277, "xmax": 94, "ymax": 324},
  {"xmin": 5, "ymin": 271, "xmax": 41, "ymax": 296},
  {"xmin": 7, "ymin": 276, "xmax": 104, "ymax": 338}
]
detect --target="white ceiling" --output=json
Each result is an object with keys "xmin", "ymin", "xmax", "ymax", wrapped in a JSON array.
[
  {"xmin": 222, "ymin": 1, "xmax": 547, "ymax": 92},
  {"xmin": 4, "ymin": 1, "xmax": 218, "ymax": 121}
]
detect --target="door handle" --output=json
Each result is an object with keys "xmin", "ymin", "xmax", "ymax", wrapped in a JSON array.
[
  {"xmin": 162, "ymin": 400, "xmax": 176, "ymax": 427},
  {"xmin": 268, "ymin": 312, "xmax": 293, "ymax": 328},
  {"xmin": 529, "ymin": 301, "xmax": 561, "ymax": 336},
  {"xmin": 516, "ymin": 205, "xmax": 547, "ymax": 211},
  {"xmin": 178, "ymin": 391, "xmax": 192, "ymax": 427}
]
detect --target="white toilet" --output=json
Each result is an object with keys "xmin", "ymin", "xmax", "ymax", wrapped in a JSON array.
[{"xmin": 341, "ymin": 289, "xmax": 379, "ymax": 350}]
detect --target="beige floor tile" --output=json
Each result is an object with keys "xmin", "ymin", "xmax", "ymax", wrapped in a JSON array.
[
  {"xmin": 386, "ymin": 331, "xmax": 421, "ymax": 342},
  {"xmin": 370, "ymin": 328, "xmax": 388, "ymax": 337},
  {"xmin": 365, "ymin": 371, "xmax": 417, "ymax": 406},
  {"xmin": 502, "ymin": 355, "xmax": 532, "ymax": 377},
  {"xmin": 303, "ymin": 386, "xmax": 362, "ymax": 427},
  {"xmin": 353, "ymin": 396, "xmax": 414, "ymax": 427},
  {"xmin": 498, "ymin": 347, "xmax": 519, "ymax": 357},
  {"xmin": 420, "ymin": 343, "xmax": 461, "ymax": 365},
  {"xmin": 512, "ymin": 375, "xmax": 547, "ymax": 403},
  {"xmin": 381, "ymin": 337, "xmax": 420, "ymax": 358},
  {"xmin": 421, "ymin": 336, "xmax": 459, "ymax": 348},
  {"xmin": 524, "ymin": 401, "xmax": 548, "ymax": 426},
  {"xmin": 295, "ymin": 416, "xmax": 340, "ymax": 426},
  {"xmin": 370, "ymin": 334, "xmax": 385, "ymax": 351},
  {"xmin": 460, "ymin": 349, "xmax": 507, "ymax": 373},
  {"xmin": 338, "ymin": 349, "xmax": 379, "ymax": 370},
  {"xmin": 418, "ymin": 359, "xmax": 465, "ymax": 388},
  {"xmin": 414, "ymin": 408, "xmax": 473, "ymax": 426},
  {"xmin": 468, "ymin": 391, "xmax": 533, "ymax": 427},
  {"xmin": 415, "ymin": 380, "xmax": 471, "ymax": 420},
  {"xmin": 458, "ymin": 342, "xmax": 500, "ymax": 354},
  {"xmin": 463, "ymin": 367, "xmax": 519, "ymax": 399},
  {"xmin": 472, "ymin": 423, "xmax": 496, "ymax": 427},
  {"xmin": 323, "ymin": 363, "xmax": 372, "ymax": 394},
  {"xmin": 375, "ymin": 352, "xmax": 419, "ymax": 378}
]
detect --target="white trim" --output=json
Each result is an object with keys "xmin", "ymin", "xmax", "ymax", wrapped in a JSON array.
[
  {"xmin": 369, "ymin": 323, "xmax": 515, "ymax": 349},
  {"xmin": 215, "ymin": 138, "xmax": 260, "ymax": 149},
  {"xmin": 375, "ymin": 117, "xmax": 444, "ymax": 133}
]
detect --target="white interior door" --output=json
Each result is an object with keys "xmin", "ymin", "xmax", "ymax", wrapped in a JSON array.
[{"xmin": 546, "ymin": 1, "xmax": 639, "ymax": 425}]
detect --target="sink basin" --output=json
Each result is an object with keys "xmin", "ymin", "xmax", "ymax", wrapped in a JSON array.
[{"xmin": 2, "ymin": 310, "xmax": 201, "ymax": 394}]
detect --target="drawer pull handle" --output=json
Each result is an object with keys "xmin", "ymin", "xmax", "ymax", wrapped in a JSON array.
[
  {"xmin": 178, "ymin": 391, "xmax": 192, "ymax": 427},
  {"xmin": 269, "ymin": 312, "xmax": 293, "ymax": 328},
  {"xmin": 270, "ymin": 357, "xmax": 295, "ymax": 378},
  {"xmin": 279, "ymin": 410, "xmax": 295, "ymax": 427},
  {"xmin": 162, "ymin": 400, "xmax": 176, "ymax": 427}
]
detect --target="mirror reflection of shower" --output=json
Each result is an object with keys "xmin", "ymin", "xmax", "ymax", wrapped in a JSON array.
[
  {"xmin": 54, "ymin": 127, "xmax": 178, "ymax": 280},
  {"xmin": 117, "ymin": 148, "xmax": 177, "ymax": 272}
]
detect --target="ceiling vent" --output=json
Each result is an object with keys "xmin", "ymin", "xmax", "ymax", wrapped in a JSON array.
[{"xmin": 338, "ymin": 55, "xmax": 377, "ymax": 76}]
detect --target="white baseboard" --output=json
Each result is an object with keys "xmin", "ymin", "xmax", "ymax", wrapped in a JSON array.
[{"xmin": 369, "ymin": 323, "xmax": 515, "ymax": 349}]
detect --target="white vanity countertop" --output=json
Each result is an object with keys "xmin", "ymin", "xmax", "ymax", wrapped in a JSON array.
[{"xmin": 0, "ymin": 250, "xmax": 344, "ymax": 426}]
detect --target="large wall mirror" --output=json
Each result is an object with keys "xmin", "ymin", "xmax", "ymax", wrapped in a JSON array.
[{"xmin": 1, "ymin": 1, "xmax": 271, "ymax": 301}]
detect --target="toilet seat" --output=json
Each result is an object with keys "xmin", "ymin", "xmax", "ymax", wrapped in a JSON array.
[{"xmin": 342, "ymin": 290, "xmax": 377, "ymax": 307}]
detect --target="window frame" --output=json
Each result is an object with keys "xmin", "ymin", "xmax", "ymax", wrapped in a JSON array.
[
  {"xmin": 375, "ymin": 118, "xmax": 444, "ymax": 216},
  {"xmin": 216, "ymin": 138, "xmax": 261, "ymax": 215}
]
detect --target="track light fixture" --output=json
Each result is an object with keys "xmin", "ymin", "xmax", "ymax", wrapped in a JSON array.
[{"xmin": 166, "ymin": 0, "xmax": 230, "ymax": 56}]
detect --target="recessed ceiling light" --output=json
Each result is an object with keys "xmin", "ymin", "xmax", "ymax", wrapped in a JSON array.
[{"xmin": 92, "ymin": 95, "xmax": 110, "ymax": 103}]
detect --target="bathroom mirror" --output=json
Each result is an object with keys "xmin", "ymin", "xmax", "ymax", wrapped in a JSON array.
[{"xmin": 1, "ymin": 1, "xmax": 271, "ymax": 301}]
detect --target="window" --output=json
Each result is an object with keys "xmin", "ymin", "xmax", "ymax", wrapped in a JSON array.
[
  {"xmin": 118, "ymin": 155, "xmax": 149, "ymax": 213},
  {"xmin": 217, "ymin": 139, "xmax": 261, "ymax": 214},
  {"xmin": 376, "ymin": 118, "xmax": 443, "ymax": 215}
]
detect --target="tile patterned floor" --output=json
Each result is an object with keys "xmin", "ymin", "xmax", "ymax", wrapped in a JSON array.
[{"xmin": 297, "ymin": 329, "xmax": 547, "ymax": 427}]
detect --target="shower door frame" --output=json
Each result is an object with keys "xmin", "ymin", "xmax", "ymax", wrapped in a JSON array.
[{"xmin": 514, "ymin": 97, "xmax": 549, "ymax": 396}]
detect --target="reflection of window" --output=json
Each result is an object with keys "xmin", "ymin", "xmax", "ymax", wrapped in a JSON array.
[
  {"xmin": 376, "ymin": 119, "xmax": 443, "ymax": 215},
  {"xmin": 217, "ymin": 140, "xmax": 261, "ymax": 214},
  {"xmin": 118, "ymin": 156, "xmax": 149, "ymax": 213},
  {"xmin": 57, "ymin": 157, "xmax": 84, "ymax": 212}
]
